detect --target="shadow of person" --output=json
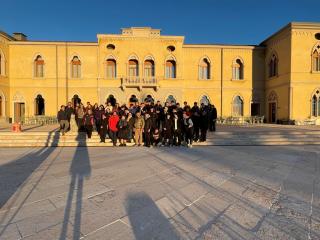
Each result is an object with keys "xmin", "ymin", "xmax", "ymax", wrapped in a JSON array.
[
  {"xmin": 59, "ymin": 132, "xmax": 91, "ymax": 240},
  {"xmin": 0, "ymin": 130, "xmax": 60, "ymax": 239},
  {"xmin": 125, "ymin": 192, "xmax": 180, "ymax": 240}
]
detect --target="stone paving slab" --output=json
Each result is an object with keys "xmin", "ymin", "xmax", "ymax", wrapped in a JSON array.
[{"xmin": 0, "ymin": 145, "xmax": 319, "ymax": 239}]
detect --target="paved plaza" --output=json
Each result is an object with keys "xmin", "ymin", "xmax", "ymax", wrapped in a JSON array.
[{"xmin": 0, "ymin": 142, "xmax": 319, "ymax": 239}]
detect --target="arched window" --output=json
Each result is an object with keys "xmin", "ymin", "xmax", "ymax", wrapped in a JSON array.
[
  {"xmin": 107, "ymin": 94, "xmax": 117, "ymax": 107},
  {"xmin": 34, "ymin": 55, "xmax": 44, "ymax": 78},
  {"xmin": 312, "ymin": 90, "xmax": 320, "ymax": 117},
  {"xmin": 72, "ymin": 94, "xmax": 81, "ymax": 108},
  {"xmin": 232, "ymin": 59, "xmax": 244, "ymax": 80},
  {"xmin": 129, "ymin": 59, "xmax": 139, "ymax": 77},
  {"xmin": 312, "ymin": 48, "xmax": 320, "ymax": 72},
  {"xmin": 144, "ymin": 60, "xmax": 155, "ymax": 78},
  {"xmin": 71, "ymin": 56, "xmax": 81, "ymax": 78},
  {"xmin": 35, "ymin": 94, "xmax": 45, "ymax": 115},
  {"xmin": 165, "ymin": 60, "xmax": 176, "ymax": 78},
  {"xmin": 232, "ymin": 96, "xmax": 243, "ymax": 116},
  {"xmin": 106, "ymin": 59, "xmax": 116, "ymax": 79},
  {"xmin": 129, "ymin": 95, "xmax": 139, "ymax": 103},
  {"xmin": 166, "ymin": 95, "xmax": 176, "ymax": 104},
  {"xmin": 200, "ymin": 96, "xmax": 210, "ymax": 106},
  {"xmin": 269, "ymin": 54, "xmax": 278, "ymax": 77},
  {"xmin": 199, "ymin": 58, "xmax": 210, "ymax": 79}
]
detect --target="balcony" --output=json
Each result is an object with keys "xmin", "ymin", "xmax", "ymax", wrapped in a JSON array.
[{"xmin": 121, "ymin": 77, "xmax": 159, "ymax": 91}]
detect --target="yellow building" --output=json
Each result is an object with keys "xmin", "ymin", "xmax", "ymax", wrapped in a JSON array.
[{"xmin": 0, "ymin": 22, "xmax": 320, "ymax": 124}]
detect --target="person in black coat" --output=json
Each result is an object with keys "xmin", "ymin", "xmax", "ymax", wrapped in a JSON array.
[
  {"xmin": 144, "ymin": 113, "xmax": 152, "ymax": 147},
  {"xmin": 209, "ymin": 104, "xmax": 218, "ymax": 132},
  {"xmin": 183, "ymin": 111, "xmax": 194, "ymax": 148},
  {"xmin": 191, "ymin": 102, "xmax": 200, "ymax": 142},
  {"xmin": 99, "ymin": 113, "xmax": 108, "ymax": 143},
  {"xmin": 163, "ymin": 114, "xmax": 174, "ymax": 146},
  {"xmin": 83, "ymin": 109, "xmax": 95, "ymax": 139},
  {"xmin": 173, "ymin": 112, "xmax": 183, "ymax": 146},
  {"xmin": 65, "ymin": 102, "xmax": 74, "ymax": 131},
  {"xmin": 200, "ymin": 103, "xmax": 209, "ymax": 142},
  {"xmin": 57, "ymin": 105, "xmax": 69, "ymax": 136}
]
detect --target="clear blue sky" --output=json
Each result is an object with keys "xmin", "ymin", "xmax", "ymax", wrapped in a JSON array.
[{"xmin": 1, "ymin": 0, "xmax": 319, "ymax": 45}]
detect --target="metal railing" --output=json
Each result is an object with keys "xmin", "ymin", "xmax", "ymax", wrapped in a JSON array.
[
  {"xmin": 121, "ymin": 77, "xmax": 158, "ymax": 88},
  {"xmin": 22, "ymin": 116, "xmax": 58, "ymax": 125},
  {"xmin": 217, "ymin": 116, "xmax": 265, "ymax": 125}
]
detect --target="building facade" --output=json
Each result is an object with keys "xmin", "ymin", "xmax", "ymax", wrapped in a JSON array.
[{"xmin": 0, "ymin": 22, "xmax": 320, "ymax": 124}]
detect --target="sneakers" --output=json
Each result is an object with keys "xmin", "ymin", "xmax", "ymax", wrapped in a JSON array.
[{"xmin": 187, "ymin": 144, "xmax": 193, "ymax": 148}]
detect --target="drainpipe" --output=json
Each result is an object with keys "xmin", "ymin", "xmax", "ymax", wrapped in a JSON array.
[
  {"xmin": 220, "ymin": 48, "xmax": 223, "ymax": 117},
  {"xmin": 56, "ymin": 44, "xmax": 58, "ymax": 111},
  {"xmin": 65, "ymin": 42, "xmax": 68, "ymax": 103}
]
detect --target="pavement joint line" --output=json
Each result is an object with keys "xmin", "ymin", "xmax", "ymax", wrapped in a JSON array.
[
  {"xmin": 184, "ymin": 193, "xmax": 207, "ymax": 207},
  {"xmin": 79, "ymin": 219, "xmax": 122, "ymax": 239},
  {"xmin": 308, "ymin": 183, "xmax": 314, "ymax": 240},
  {"xmin": 87, "ymin": 188, "xmax": 115, "ymax": 199}
]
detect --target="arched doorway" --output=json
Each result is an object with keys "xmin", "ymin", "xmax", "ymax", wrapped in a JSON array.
[
  {"xmin": 35, "ymin": 94, "xmax": 45, "ymax": 115},
  {"xmin": 72, "ymin": 94, "xmax": 81, "ymax": 109},
  {"xmin": 166, "ymin": 95, "xmax": 176, "ymax": 105},
  {"xmin": 144, "ymin": 94, "xmax": 154, "ymax": 103},
  {"xmin": 129, "ymin": 94, "xmax": 139, "ymax": 104},
  {"xmin": 106, "ymin": 94, "xmax": 117, "ymax": 107},
  {"xmin": 268, "ymin": 91, "xmax": 277, "ymax": 123},
  {"xmin": 232, "ymin": 96, "xmax": 244, "ymax": 116}
]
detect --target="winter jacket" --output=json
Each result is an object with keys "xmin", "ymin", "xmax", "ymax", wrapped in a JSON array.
[
  {"xmin": 134, "ymin": 116, "xmax": 145, "ymax": 129},
  {"xmin": 108, "ymin": 115, "xmax": 120, "ymax": 132}
]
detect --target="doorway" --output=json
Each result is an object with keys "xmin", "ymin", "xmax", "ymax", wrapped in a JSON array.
[
  {"xmin": 14, "ymin": 102, "xmax": 25, "ymax": 123},
  {"xmin": 268, "ymin": 102, "xmax": 276, "ymax": 123}
]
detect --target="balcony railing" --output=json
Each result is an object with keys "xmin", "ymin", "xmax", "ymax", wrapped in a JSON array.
[{"xmin": 121, "ymin": 77, "xmax": 158, "ymax": 90}]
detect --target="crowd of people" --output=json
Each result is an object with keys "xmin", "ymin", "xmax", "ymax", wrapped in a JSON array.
[{"xmin": 57, "ymin": 100, "xmax": 217, "ymax": 148}]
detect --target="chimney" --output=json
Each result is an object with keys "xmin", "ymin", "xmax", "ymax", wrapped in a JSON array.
[{"xmin": 12, "ymin": 32, "xmax": 27, "ymax": 41}]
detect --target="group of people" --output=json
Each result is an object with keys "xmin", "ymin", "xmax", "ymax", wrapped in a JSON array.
[{"xmin": 57, "ymin": 100, "xmax": 217, "ymax": 148}]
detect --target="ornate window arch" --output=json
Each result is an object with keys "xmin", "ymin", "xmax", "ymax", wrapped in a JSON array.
[
  {"xmin": 71, "ymin": 56, "xmax": 81, "ymax": 78},
  {"xmin": 105, "ymin": 55, "xmax": 117, "ymax": 79},
  {"xmin": 312, "ymin": 43, "xmax": 320, "ymax": 72},
  {"xmin": 165, "ymin": 55, "xmax": 177, "ymax": 79},
  {"xmin": 232, "ymin": 57, "xmax": 244, "ymax": 80},
  {"xmin": 311, "ymin": 89, "xmax": 320, "ymax": 117},
  {"xmin": 0, "ymin": 49, "xmax": 6, "ymax": 76},
  {"xmin": 34, "ymin": 55, "xmax": 45, "ymax": 78},
  {"xmin": 199, "ymin": 57, "xmax": 211, "ymax": 80},
  {"xmin": 268, "ymin": 91, "xmax": 278, "ymax": 102},
  {"xmin": 232, "ymin": 95, "xmax": 244, "ymax": 116},
  {"xmin": 268, "ymin": 53, "xmax": 278, "ymax": 77}
]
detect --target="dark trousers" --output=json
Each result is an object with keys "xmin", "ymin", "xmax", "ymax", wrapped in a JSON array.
[
  {"xmin": 185, "ymin": 128, "xmax": 194, "ymax": 145},
  {"xmin": 193, "ymin": 125, "xmax": 199, "ymax": 141},
  {"xmin": 153, "ymin": 138, "xmax": 160, "ymax": 146},
  {"xmin": 95, "ymin": 119, "xmax": 101, "ymax": 134},
  {"xmin": 77, "ymin": 118, "xmax": 84, "ymax": 132},
  {"xmin": 145, "ymin": 131, "xmax": 151, "ymax": 147},
  {"xmin": 209, "ymin": 120, "xmax": 216, "ymax": 132},
  {"xmin": 200, "ymin": 128, "xmax": 208, "ymax": 141},
  {"xmin": 85, "ymin": 125, "xmax": 93, "ymax": 138},
  {"xmin": 100, "ymin": 128, "xmax": 107, "ymax": 142},
  {"xmin": 174, "ymin": 130, "xmax": 182, "ymax": 146},
  {"xmin": 109, "ymin": 130, "xmax": 117, "ymax": 146}
]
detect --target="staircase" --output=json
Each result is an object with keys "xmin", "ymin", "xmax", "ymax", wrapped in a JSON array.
[{"xmin": 0, "ymin": 128, "xmax": 320, "ymax": 147}]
